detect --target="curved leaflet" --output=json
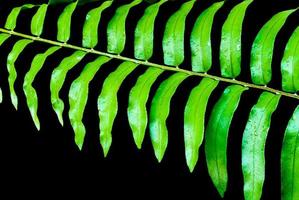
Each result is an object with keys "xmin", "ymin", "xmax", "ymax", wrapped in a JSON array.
[
  {"xmin": 150, "ymin": 72, "xmax": 189, "ymax": 162},
  {"xmin": 163, "ymin": 0, "xmax": 196, "ymax": 67},
  {"xmin": 281, "ymin": 26, "xmax": 299, "ymax": 93},
  {"xmin": 242, "ymin": 92, "xmax": 280, "ymax": 200},
  {"xmin": 107, "ymin": 0, "xmax": 142, "ymax": 54},
  {"xmin": 82, "ymin": 0, "xmax": 113, "ymax": 48},
  {"xmin": 50, "ymin": 50, "xmax": 87, "ymax": 125},
  {"xmin": 250, "ymin": 9, "xmax": 296, "ymax": 85},
  {"xmin": 205, "ymin": 85, "xmax": 248, "ymax": 197},
  {"xmin": 134, "ymin": 0, "xmax": 167, "ymax": 60},
  {"xmin": 128, "ymin": 67, "xmax": 163, "ymax": 149},
  {"xmin": 220, "ymin": 0, "xmax": 253, "ymax": 78},
  {"xmin": 98, "ymin": 61, "xmax": 139, "ymax": 156},
  {"xmin": 5, "ymin": 4, "xmax": 35, "ymax": 31},
  {"xmin": 281, "ymin": 105, "xmax": 299, "ymax": 200},
  {"xmin": 7, "ymin": 39, "xmax": 33, "ymax": 109},
  {"xmin": 184, "ymin": 78, "xmax": 218, "ymax": 172},
  {"xmin": 57, "ymin": 1, "xmax": 78, "ymax": 42},
  {"xmin": 23, "ymin": 46, "xmax": 60, "ymax": 130},
  {"xmin": 69, "ymin": 56, "xmax": 111, "ymax": 150},
  {"xmin": 31, "ymin": 4, "xmax": 48, "ymax": 36},
  {"xmin": 0, "ymin": 33, "xmax": 11, "ymax": 103},
  {"xmin": 191, "ymin": 1, "xmax": 223, "ymax": 72}
]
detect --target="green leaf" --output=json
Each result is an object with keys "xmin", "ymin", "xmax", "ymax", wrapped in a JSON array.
[
  {"xmin": 23, "ymin": 46, "xmax": 60, "ymax": 130},
  {"xmin": 220, "ymin": 0, "xmax": 253, "ymax": 78},
  {"xmin": 281, "ymin": 26, "xmax": 299, "ymax": 93},
  {"xmin": 163, "ymin": 0, "xmax": 196, "ymax": 67},
  {"xmin": 31, "ymin": 4, "xmax": 48, "ymax": 37},
  {"xmin": 5, "ymin": 4, "xmax": 35, "ymax": 31},
  {"xmin": 242, "ymin": 92, "xmax": 280, "ymax": 200},
  {"xmin": 150, "ymin": 72, "xmax": 189, "ymax": 162},
  {"xmin": 82, "ymin": 0, "xmax": 113, "ymax": 48},
  {"xmin": 281, "ymin": 105, "xmax": 299, "ymax": 200},
  {"xmin": 98, "ymin": 61, "xmax": 139, "ymax": 156},
  {"xmin": 50, "ymin": 50, "xmax": 87, "ymax": 126},
  {"xmin": 107, "ymin": 0, "xmax": 142, "ymax": 54},
  {"xmin": 184, "ymin": 77, "xmax": 218, "ymax": 172},
  {"xmin": 0, "ymin": 33, "xmax": 11, "ymax": 103},
  {"xmin": 205, "ymin": 84, "xmax": 248, "ymax": 197},
  {"xmin": 191, "ymin": 1, "xmax": 224, "ymax": 72},
  {"xmin": 69, "ymin": 56, "xmax": 111, "ymax": 150},
  {"xmin": 250, "ymin": 9, "xmax": 296, "ymax": 85},
  {"xmin": 7, "ymin": 39, "xmax": 33, "ymax": 109},
  {"xmin": 134, "ymin": 0, "xmax": 167, "ymax": 60},
  {"xmin": 128, "ymin": 67, "xmax": 163, "ymax": 149},
  {"xmin": 57, "ymin": 1, "xmax": 78, "ymax": 42}
]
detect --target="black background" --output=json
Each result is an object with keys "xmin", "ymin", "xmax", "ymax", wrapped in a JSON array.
[{"xmin": 0, "ymin": 0, "xmax": 299, "ymax": 198}]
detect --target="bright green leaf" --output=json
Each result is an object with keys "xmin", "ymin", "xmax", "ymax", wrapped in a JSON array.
[
  {"xmin": 220, "ymin": 0, "xmax": 253, "ymax": 78},
  {"xmin": 134, "ymin": 0, "xmax": 167, "ymax": 60},
  {"xmin": 31, "ymin": 4, "xmax": 48, "ymax": 36},
  {"xmin": 250, "ymin": 9, "xmax": 296, "ymax": 85},
  {"xmin": 163, "ymin": 0, "xmax": 196, "ymax": 66},
  {"xmin": 57, "ymin": 1, "xmax": 78, "ymax": 42},
  {"xmin": 5, "ymin": 4, "xmax": 35, "ymax": 31},
  {"xmin": 281, "ymin": 105, "xmax": 299, "ymax": 200},
  {"xmin": 281, "ymin": 26, "xmax": 299, "ymax": 93},
  {"xmin": 0, "ymin": 33, "xmax": 11, "ymax": 103},
  {"xmin": 184, "ymin": 77, "xmax": 218, "ymax": 172},
  {"xmin": 7, "ymin": 39, "xmax": 33, "ymax": 109},
  {"xmin": 107, "ymin": 0, "xmax": 142, "ymax": 54},
  {"xmin": 150, "ymin": 72, "xmax": 189, "ymax": 162},
  {"xmin": 128, "ymin": 67, "xmax": 163, "ymax": 149},
  {"xmin": 51, "ymin": 50, "xmax": 87, "ymax": 125},
  {"xmin": 23, "ymin": 46, "xmax": 60, "ymax": 130},
  {"xmin": 98, "ymin": 61, "xmax": 139, "ymax": 156},
  {"xmin": 191, "ymin": 1, "xmax": 223, "ymax": 72},
  {"xmin": 69, "ymin": 56, "xmax": 111, "ymax": 150},
  {"xmin": 82, "ymin": 0, "xmax": 113, "ymax": 48},
  {"xmin": 242, "ymin": 92, "xmax": 280, "ymax": 200}
]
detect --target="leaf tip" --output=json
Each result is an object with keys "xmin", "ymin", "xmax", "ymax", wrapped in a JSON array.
[
  {"xmin": 155, "ymin": 150, "xmax": 164, "ymax": 163},
  {"xmin": 57, "ymin": 113, "xmax": 64, "ymax": 126},
  {"xmin": 187, "ymin": 163, "xmax": 196, "ymax": 173},
  {"xmin": 11, "ymin": 95, "xmax": 18, "ymax": 110},
  {"xmin": 100, "ymin": 133, "xmax": 112, "ymax": 157},
  {"xmin": 135, "ymin": 142, "xmax": 142, "ymax": 150}
]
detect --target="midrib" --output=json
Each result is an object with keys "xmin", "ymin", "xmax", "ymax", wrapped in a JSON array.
[{"xmin": 0, "ymin": 27, "xmax": 298, "ymax": 101}]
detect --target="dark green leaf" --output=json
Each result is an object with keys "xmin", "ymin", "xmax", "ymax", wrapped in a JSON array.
[{"xmin": 205, "ymin": 84, "xmax": 248, "ymax": 197}]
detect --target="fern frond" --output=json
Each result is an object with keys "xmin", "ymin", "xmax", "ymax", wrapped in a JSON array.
[{"xmin": 0, "ymin": 1, "xmax": 298, "ymax": 199}]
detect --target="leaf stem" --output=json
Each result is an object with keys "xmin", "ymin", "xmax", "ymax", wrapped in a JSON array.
[{"xmin": 0, "ymin": 27, "xmax": 298, "ymax": 100}]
